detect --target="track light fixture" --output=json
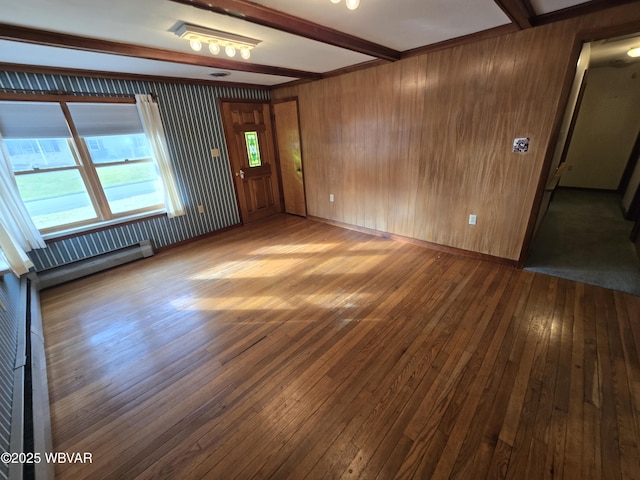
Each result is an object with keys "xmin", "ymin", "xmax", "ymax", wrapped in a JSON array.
[{"xmin": 175, "ymin": 22, "xmax": 261, "ymax": 60}]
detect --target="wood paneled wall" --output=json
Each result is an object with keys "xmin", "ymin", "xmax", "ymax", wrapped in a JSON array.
[{"xmin": 272, "ymin": 4, "xmax": 640, "ymax": 261}]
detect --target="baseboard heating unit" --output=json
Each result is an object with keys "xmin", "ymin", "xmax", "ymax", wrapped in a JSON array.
[{"xmin": 34, "ymin": 240, "xmax": 154, "ymax": 290}]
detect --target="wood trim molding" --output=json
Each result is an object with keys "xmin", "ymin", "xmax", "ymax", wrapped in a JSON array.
[
  {"xmin": 401, "ymin": 24, "xmax": 519, "ymax": 59},
  {"xmin": 619, "ymin": 127, "xmax": 640, "ymax": 195},
  {"xmin": 0, "ymin": 62, "xmax": 271, "ymax": 90},
  {"xmin": 493, "ymin": 0, "xmax": 534, "ymax": 28},
  {"xmin": 322, "ymin": 59, "xmax": 390, "ymax": 78},
  {"xmin": 576, "ymin": 18, "xmax": 640, "ymax": 44},
  {"xmin": 168, "ymin": 0, "xmax": 402, "ymax": 62},
  {"xmin": 534, "ymin": 0, "xmax": 640, "ymax": 26},
  {"xmin": 272, "ymin": 24, "xmax": 520, "ymax": 90},
  {"xmin": 0, "ymin": 23, "xmax": 321, "ymax": 80},
  {"xmin": 308, "ymin": 216, "xmax": 518, "ymax": 267},
  {"xmin": 0, "ymin": 91, "xmax": 136, "ymax": 103},
  {"xmin": 518, "ymin": 37, "xmax": 585, "ymax": 267}
]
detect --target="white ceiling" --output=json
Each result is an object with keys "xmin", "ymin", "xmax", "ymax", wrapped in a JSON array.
[{"xmin": 0, "ymin": 0, "xmax": 632, "ymax": 87}]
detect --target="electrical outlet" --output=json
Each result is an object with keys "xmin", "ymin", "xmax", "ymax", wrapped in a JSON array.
[
  {"xmin": 210, "ymin": 148, "xmax": 220, "ymax": 158},
  {"xmin": 469, "ymin": 214, "xmax": 477, "ymax": 225},
  {"xmin": 198, "ymin": 204, "xmax": 205, "ymax": 214},
  {"xmin": 329, "ymin": 194, "xmax": 334, "ymax": 202}
]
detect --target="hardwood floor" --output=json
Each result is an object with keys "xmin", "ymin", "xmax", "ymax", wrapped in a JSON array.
[{"xmin": 40, "ymin": 215, "xmax": 640, "ymax": 479}]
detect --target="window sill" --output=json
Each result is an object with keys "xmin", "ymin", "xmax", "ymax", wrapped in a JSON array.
[{"xmin": 42, "ymin": 210, "xmax": 167, "ymax": 243}]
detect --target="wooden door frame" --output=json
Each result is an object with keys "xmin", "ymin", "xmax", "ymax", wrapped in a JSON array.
[
  {"xmin": 271, "ymin": 96, "xmax": 308, "ymax": 217},
  {"xmin": 219, "ymin": 98, "xmax": 282, "ymax": 224},
  {"xmin": 618, "ymin": 126, "xmax": 640, "ymax": 197},
  {"xmin": 517, "ymin": 22, "xmax": 640, "ymax": 268}
]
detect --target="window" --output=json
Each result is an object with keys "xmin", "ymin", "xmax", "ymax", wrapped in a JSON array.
[{"xmin": 0, "ymin": 100, "xmax": 166, "ymax": 234}]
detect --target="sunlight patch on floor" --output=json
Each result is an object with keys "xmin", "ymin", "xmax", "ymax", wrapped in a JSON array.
[
  {"xmin": 190, "ymin": 258, "xmax": 301, "ymax": 279},
  {"xmin": 250, "ymin": 243, "xmax": 340, "ymax": 255},
  {"xmin": 306, "ymin": 255, "xmax": 387, "ymax": 274},
  {"xmin": 172, "ymin": 295, "xmax": 294, "ymax": 311},
  {"xmin": 170, "ymin": 292, "xmax": 373, "ymax": 313}
]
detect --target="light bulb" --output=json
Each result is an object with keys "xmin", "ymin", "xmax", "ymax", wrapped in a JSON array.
[
  {"xmin": 628, "ymin": 47, "xmax": 640, "ymax": 58},
  {"xmin": 345, "ymin": 0, "xmax": 359, "ymax": 9},
  {"xmin": 240, "ymin": 47, "xmax": 251, "ymax": 60},
  {"xmin": 189, "ymin": 39, "xmax": 202, "ymax": 51},
  {"xmin": 209, "ymin": 42, "xmax": 220, "ymax": 55},
  {"xmin": 225, "ymin": 45, "xmax": 236, "ymax": 57}
]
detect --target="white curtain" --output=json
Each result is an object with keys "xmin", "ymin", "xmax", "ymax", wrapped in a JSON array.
[
  {"xmin": 135, "ymin": 94, "xmax": 185, "ymax": 218},
  {"xmin": 0, "ymin": 135, "xmax": 45, "ymax": 276}
]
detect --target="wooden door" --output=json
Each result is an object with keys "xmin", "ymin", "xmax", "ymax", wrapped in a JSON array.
[
  {"xmin": 273, "ymin": 99, "xmax": 307, "ymax": 217},
  {"xmin": 221, "ymin": 101, "xmax": 281, "ymax": 223}
]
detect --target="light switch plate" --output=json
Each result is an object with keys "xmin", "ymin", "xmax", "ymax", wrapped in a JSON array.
[
  {"xmin": 512, "ymin": 137, "xmax": 530, "ymax": 153},
  {"xmin": 211, "ymin": 148, "xmax": 220, "ymax": 158}
]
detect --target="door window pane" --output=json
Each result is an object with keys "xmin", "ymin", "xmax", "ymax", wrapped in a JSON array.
[
  {"xmin": 15, "ymin": 170, "xmax": 97, "ymax": 230},
  {"xmin": 244, "ymin": 131, "xmax": 261, "ymax": 167},
  {"xmin": 95, "ymin": 163, "xmax": 163, "ymax": 214}
]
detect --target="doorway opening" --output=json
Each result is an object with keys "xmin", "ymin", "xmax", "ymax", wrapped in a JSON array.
[{"xmin": 525, "ymin": 32, "xmax": 640, "ymax": 296}]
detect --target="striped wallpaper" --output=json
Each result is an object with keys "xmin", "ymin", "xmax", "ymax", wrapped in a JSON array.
[
  {"xmin": 0, "ymin": 71, "xmax": 270, "ymax": 271},
  {"xmin": 0, "ymin": 274, "xmax": 20, "ymax": 480}
]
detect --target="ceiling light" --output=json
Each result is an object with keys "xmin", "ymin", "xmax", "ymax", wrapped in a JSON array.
[
  {"xmin": 330, "ymin": 0, "xmax": 360, "ymax": 9},
  {"xmin": 175, "ymin": 22, "xmax": 261, "ymax": 60},
  {"xmin": 628, "ymin": 47, "xmax": 640, "ymax": 58}
]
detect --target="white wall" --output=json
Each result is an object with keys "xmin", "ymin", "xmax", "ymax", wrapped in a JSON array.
[{"xmin": 560, "ymin": 61, "xmax": 640, "ymax": 189}]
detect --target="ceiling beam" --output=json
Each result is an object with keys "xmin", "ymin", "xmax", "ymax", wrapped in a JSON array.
[
  {"xmin": 0, "ymin": 23, "xmax": 322, "ymax": 80},
  {"xmin": 493, "ymin": 0, "xmax": 535, "ymax": 28},
  {"xmin": 168, "ymin": 0, "xmax": 402, "ymax": 62}
]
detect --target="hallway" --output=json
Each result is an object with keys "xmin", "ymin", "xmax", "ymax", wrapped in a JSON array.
[{"xmin": 526, "ymin": 188, "xmax": 640, "ymax": 296}]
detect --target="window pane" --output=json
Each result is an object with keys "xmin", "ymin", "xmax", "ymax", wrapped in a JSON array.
[
  {"xmin": 244, "ymin": 132, "xmax": 261, "ymax": 167},
  {"xmin": 15, "ymin": 170, "xmax": 97, "ymax": 230},
  {"xmin": 4, "ymin": 138, "xmax": 76, "ymax": 172},
  {"xmin": 95, "ymin": 163, "xmax": 163, "ymax": 214},
  {"xmin": 85, "ymin": 134, "xmax": 152, "ymax": 164}
]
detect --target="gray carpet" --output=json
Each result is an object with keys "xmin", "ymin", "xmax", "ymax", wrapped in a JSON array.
[{"xmin": 525, "ymin": 189, "xmax": 640, "ymax": 296}]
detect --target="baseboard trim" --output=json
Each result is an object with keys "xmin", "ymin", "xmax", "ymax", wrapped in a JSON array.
[
  {"xmin": 556, "ymin": 186, "xmax": 618, "ymax": 194},
  {"xmin": 308, "ymin": 216, "xmax": 517, "ymax": 267}
]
